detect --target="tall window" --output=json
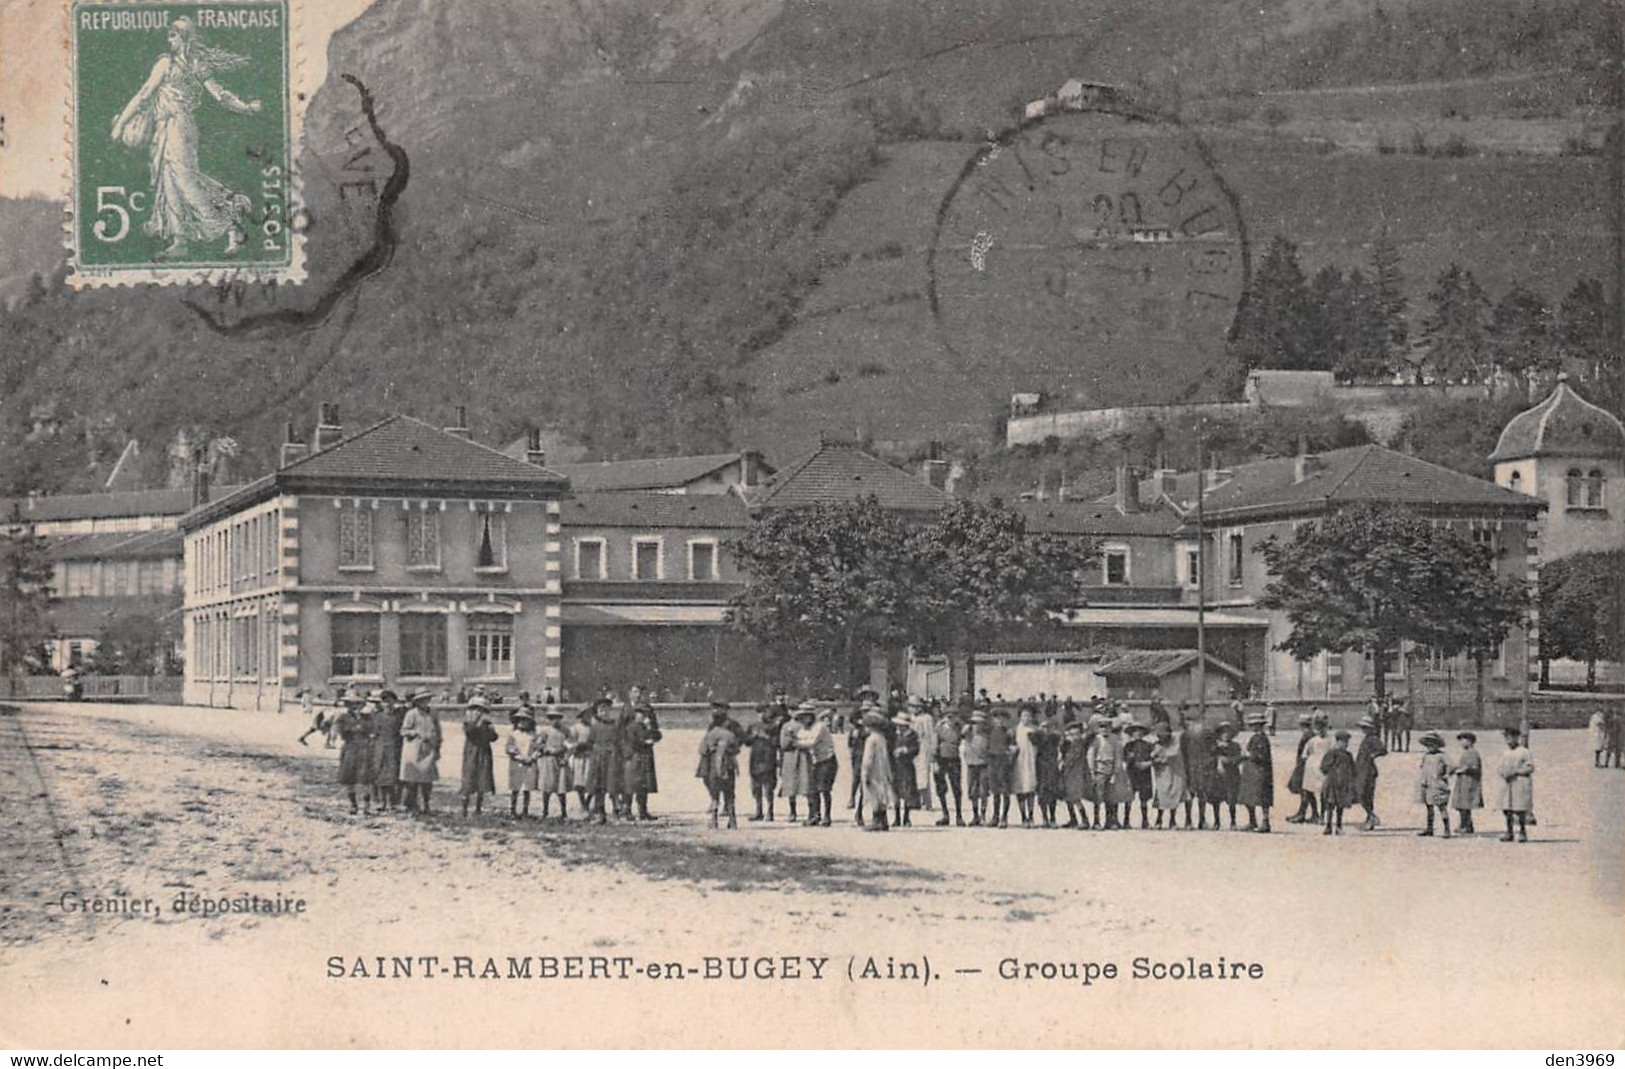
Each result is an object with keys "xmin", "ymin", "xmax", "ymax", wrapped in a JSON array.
[
  {"xmin": 331, "ymin": 613, "xmax": 381, "ymax": 677},
  {"xmin": 576, "ymin": 538, "xmax": 606, "ymax": 580},
  {"xmin": 1508, "ymin": 470, "xmax": 1522, "ymax": 493},
  {"xmin": 466, "ymin": 615, "xmax": 514, "ymax": 677},
  {"xmin": 1228, "ymin": 532, "xmax": 1245, "ymax": 587},
  {"xmin": 406, "ymin": 509, "xmax": 441, "ymax": 569},
  {"xmin": 1566, "ymin": 468, "xmax": 1585, "ymax": 508},
  {"xmin": 688, "ymin": 540, "xmax": 718, "ymax": 581},
  {"xmin": 338, "ymin": 507, "xmax": 374, "ymax": 570},
  {"xmin": 400, "ymin": 613, "xmax": 448, "ymax": 677},
  {"xmin": 1102, "ymin": 544, "xmax": 1130, "ymax": 585},
  {"xmin": 633, "ymin": 538, "xmax": 662, "ymax": 580},
  {"xmin": 1585, "ymin": 469, "xmax": 1605, "ymax": 509},
  {"xmin": 475, "ymin": 511, "xmax": 507, "ymax": 571}
]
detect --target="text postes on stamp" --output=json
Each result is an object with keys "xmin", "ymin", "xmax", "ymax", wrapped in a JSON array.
[
  {"xmin": 929, "ymin": 91, "xmax": 1249, "ymax": 407},
  {"xmin": 69, "ymin": 0, "xmax": 297, "ymax": 287}
]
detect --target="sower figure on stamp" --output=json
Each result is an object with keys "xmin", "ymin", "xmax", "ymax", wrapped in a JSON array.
[
  {"xmin": 109, "ymin": 18, "xmax": 260, "ymax": 259},
  {"xmin": 398, "ymin": 689, "xmax": 442, "ymax": 814}
]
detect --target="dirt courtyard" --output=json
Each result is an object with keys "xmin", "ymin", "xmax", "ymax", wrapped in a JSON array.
[{"xmin": 3, "ymin": 699, "xmax": 1622, "ymax": 1049}]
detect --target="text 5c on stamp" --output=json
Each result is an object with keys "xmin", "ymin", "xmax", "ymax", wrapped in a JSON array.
[{"xmin": 68, "ymin": 0, "xmax": 299, "ymax": 287}]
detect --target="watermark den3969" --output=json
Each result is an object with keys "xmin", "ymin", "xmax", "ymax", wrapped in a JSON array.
[{"xmin": 68, "ymin": 0, "xmax": 297, "ymax": 286}]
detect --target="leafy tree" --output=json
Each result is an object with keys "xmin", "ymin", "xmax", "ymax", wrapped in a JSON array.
[
  {"xmin": 0, "ymin": 504, "xmax": 56, "ymax": 675},
  {"xmin": 912, "ymin": 499, "xmax": 1097, "ymax": 696},
  {"xmin": 1538, "ymin": 550, "xmax": 1625, "ymax": 689},
  {"xmin": 1488, "ymin": 282, "xmax": 1557, "ymax": 394},
  {"xmin": 726, "ymin": 498, "xmax": 917, "ymax": 687},
  {"xmin": 1228, "ymin": 235, "xmax": 1315, "ymax": 373},
  {"xmin": 88, "ymin": 611, "xmax": 182, "ymax": 676},
  {"xmin": 1418, "ymin": 263, "xmax": 1491, "ymax": 384},
  {"xmin": 1257, "ymin": 504, "xmax": 1528, "ymax": 702}
]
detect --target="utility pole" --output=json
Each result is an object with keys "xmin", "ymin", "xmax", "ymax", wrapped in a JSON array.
[{"xmin": 1195, "ymin": 421, "xmax": 1207, "ymax": 720}]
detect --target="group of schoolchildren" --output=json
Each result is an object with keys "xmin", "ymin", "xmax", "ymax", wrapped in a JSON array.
[
  {"xmin": 694, "ymin": 694, "xmax": 1281, "ymax": 834},
  {"xmin": 1284, "ymin": 709, "xmax": 1537, "ymax": 841},
  {"xmin": 312, "ymin": 683, "xmax": 1542, "ymax": 843}
]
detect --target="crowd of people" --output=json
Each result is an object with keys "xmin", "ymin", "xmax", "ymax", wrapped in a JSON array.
[{"xmin": 303, "ymin": 684, "xmax": 1558, "ymax": 844}]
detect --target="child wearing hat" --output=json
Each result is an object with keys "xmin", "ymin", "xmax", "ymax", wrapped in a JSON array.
[
  {"xmin": 890, "ymin": 710, "xmax": 921, "ymax": 828},
  {"xmin": 460, "ymin": 697, "xmax": 499, "ymax": 819},
  {"xmin": 334, "ymin": 689, "xmax": 372, "ymax": 814},
  {"xmin": 399, "ymin": 690, "xmax": 442, "ymax": 814},
  {"xmin": 1122, "ymin": 723, "xmax": 1155, "ymax": 829},
  {"xmin": 1450, "ymin": 731, "xmax": 1483, "ymax": 834},
  {"xmin": 1237, "ymin": 711, "xmax": 1273, "ymax": 833},
  {"xmin": 568, "ymin": 707, "xmax": 594, "ymax": 815},
  {"xmin": 1285, "ymin": 714, "xmax": 1314, "ymax": 823},
  {"xmin": 1209, "ymin": 723, "xmax": 1242, "ymax": 830},
  {"xmin": 1150, "ymin": 724, "xmax": 1187, "ymax": 830},
  {"xmin": 746, "ymin": 706, "xmax": 780, "ymax": 822},
  {"xmin": 1318, "ymin": 729, "xmax": 1357, "ymax": 835},
  {"xmin": 1086, "ymin": 714, "xmax": 1120, "ymax": 830},
  {"xmin": 697, "ymin": 706, "xmax": 742, "ymax": 829},
  {"xmin": 1354, "ymin": 713, "xmax": 1388, "ymax": 831},
  {"xmin": 505, "ymin": 709, "xmax": 541, "ymax": 819},
  {"xmin": 1495, "ymin": 728, "xmax": 1535, "ymax": 842},
  {"xmin": 1060, "ymin": 720, "xmax": 1089, "ymax": 829},
  {"xmin": 961, "ymin": 711, "xmax": 991, "ymax": 826},
  {"xmin": 860, "ymin": 710, "xmax": 897, "ymax": 831},
  {"xmin": 1416, "ymin": 731, "xmax": 1452, "ymax": 837},
  {"xmin": 537, "ymin": 709, "xmax": 571, "ymax": 820}
]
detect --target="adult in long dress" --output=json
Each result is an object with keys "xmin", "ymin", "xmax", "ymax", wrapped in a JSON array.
[
  {"xmin": 1236, "ymin": 711, "xmax": 1274, "ymax": 832},
  {"xmin": 108, "ymin": 18, "xmax": 258, "ymax": 258},
  {"xmin": 859, "ymin": 712, "xmax": 897, "ymax": 831},
  {"xmin": 398, "ymin": 689, "xmax": 442, "ymax": 813}
]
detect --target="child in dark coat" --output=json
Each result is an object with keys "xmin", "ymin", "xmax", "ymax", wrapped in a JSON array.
[
  {"xmin": 1122, "ymin": 723, "xmax": 1155, "ymax": 830},
  {"xmin": 746, "ymin": 708, "xmax": 780, "ymax": 822},
  {"xmin": 697, "ymin": 709, "xmax": 741, "ymax": 829},
  {"xmin": 1319, "ymin": 730, "xmax": 1357, "ymax": 836}
]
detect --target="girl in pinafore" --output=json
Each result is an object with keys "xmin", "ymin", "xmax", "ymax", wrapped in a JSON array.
[
  {"xmin": 505, "ymin": 709, "xmax": 541, "ymax": 819},
  {"xmin": 1450, "ymin": 731, "xmax": 1483, "ymax": 834},
  {"xmin": 1495, "ymin": 727, "xmax": 1535, "ymax": 843},
  {"xmin": 537, "ymin": 709, "xmax": 572, "ymax": 820},
  {"xmin": 568, "ymin": 707, "xmax": 594, "ymax": 814}
]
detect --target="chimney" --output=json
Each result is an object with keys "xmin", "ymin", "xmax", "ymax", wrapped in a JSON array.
[
  {"xmin": 524, "ymin": 427, "xmax": 547, "ymax": 467},
  {"xmin": 1153, "ymin": 468, "xmax": 1179, "ymax": 499},
  {"xmin": 445, "ymin": 405, "xmax": 472, "ymax": 439},
  {"xmin": 315, "ymin": 402, "xmax": 343, "ymax": 452},
  {"xmin": 1115, "ymin": 463, "xmax": 1140, "ymax": 513},
  {"xmin": 279, "ymin": 421, "xmax": 309, "ymax": 469},
  {"xmin": 1293, "ymin": 439, "xmax": 1324, "ymax": 484},
  {"xmin": 190, "ymin": 446, "xmax": 211, "ymax": 508}
]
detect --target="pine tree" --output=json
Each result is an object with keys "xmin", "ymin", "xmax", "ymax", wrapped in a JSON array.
[
  {"xmin": 1419, "ymin": 263, "xmax": 1491, "ymax": 384},
  {"xmin": 1229, "ymin": 235, "xmax": 1315, "ymax": 373},
  {"xmin": 1488, "ymin": 282, "xmax": 1557, "ymax": 395},
  {"xmin": 1558, "ymin": 277, "xmax": 1613, "ymax": 383},
  {"xmin": 1368, "ymin": 228, "xmax": 1409, "ymax": 377}
]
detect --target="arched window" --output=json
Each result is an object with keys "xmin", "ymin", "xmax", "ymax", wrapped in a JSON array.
[
  {"xmin": 1585, "ymin": 469, "xmax": 1606, "ymax": 509},
  {"xmin": 1508, "ymin": 470, "xmax": 1522, "ymax": 493},
  {"xmin": 1566, "ymin": 468, "xmax": 1584, "ymax": 508}
]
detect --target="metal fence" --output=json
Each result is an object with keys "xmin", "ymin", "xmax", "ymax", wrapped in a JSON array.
[{"xmin": 0, "ymin": 675, "xmax": 184, "ymax": 702}]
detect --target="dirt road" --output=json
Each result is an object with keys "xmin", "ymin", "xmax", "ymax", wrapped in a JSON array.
[{"xmin": 3, "ymin": 700, "xmax": 1621, "ymax": 1048}]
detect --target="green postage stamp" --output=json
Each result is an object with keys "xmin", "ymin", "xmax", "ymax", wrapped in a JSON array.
[{"xmin": 68, "ymin": 0, "xmax": 299, "ymax": 286}]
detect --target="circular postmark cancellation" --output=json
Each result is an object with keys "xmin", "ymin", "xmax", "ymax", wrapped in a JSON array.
[{"xmin": 928, "ymin": 81, "xmax": 1250, "ymax": 407}]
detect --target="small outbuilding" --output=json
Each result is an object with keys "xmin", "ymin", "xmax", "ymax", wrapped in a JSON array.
[{"xmin": 1092, "ymin": 648, "xmax": 1245, "ymax": 703}]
